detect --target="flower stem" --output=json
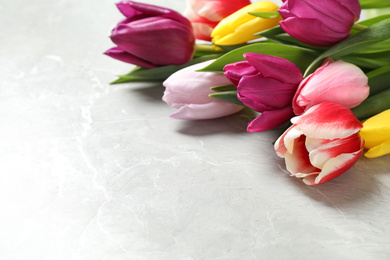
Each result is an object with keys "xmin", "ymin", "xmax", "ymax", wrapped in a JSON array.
[
  {"xmin": 194, "ymin": 44, "xmax": 225, "ymax": 56},
  {"xmin": 352, "ymin": 23, "xmax": 368, "ymax": 31}
]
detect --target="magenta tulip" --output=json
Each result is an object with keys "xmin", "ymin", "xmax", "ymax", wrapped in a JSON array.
[
  {"xmin": 184, "ymin": 0, "xmax": 251, "ymax": 41},
  {"xmin": 105, "ymin": 1, "xmax": 195, "ymax": 69},
  {"xmin": 278, "ymin": 0, "xmax": 361, "ymax": 46},
  {"xmin": 293, "ymin": 58, "xmax": 369, "ymax": 115},
  {"xmin": 275, "ymin": 102, "xmax": 364, "ymax": 185},
  {"xmin": 162, "ymin": 60, "xmax": 244, "ymax": 120},
  {"xmin": 224, "ymin": 53, "xmax": 303, "ymax": 132}
]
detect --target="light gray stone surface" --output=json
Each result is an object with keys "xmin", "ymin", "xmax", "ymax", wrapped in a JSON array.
[{"xmin": 0, "ymin": 0, "xmax": 389, "ymax": 259}]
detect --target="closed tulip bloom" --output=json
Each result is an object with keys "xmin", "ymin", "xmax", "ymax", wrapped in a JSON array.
[
  {"xmin": 359, "ymin": 109, "xmax": 390, "ymax": 158},
  {"xmin": 105, "ymin": 1, "xmax": 195, "ymax": 69},
  {"xmin": 184, "ymin": 0, "xmax": 251, "ymax": 41},
  {"xmin": 224, "ymin": 53, "xmax": 303, "ymax": 132},
  {"xmin": 293, "ymin": 58, "xmax": 369, "ymax": 115},
  {"xmin": 279, "ymin": 0, "xmax": 361, "ymax": 46},
  {"xmin": 163, "ymin": 60, "xmax": 243, "ymax": 120},
  {"xmin": 211, "ymin": 1, "xmax": 281, "ymax": 46},
  {"xmin": 275, "ymin": 102, "xmax": 364, "ymax": 185}
]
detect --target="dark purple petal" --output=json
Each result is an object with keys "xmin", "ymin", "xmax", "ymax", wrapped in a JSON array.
[
  {"xmin": 237, "ymin": 74, "xmax": 298, "ymax": 112},
  {"xmin": 280, "ymin": 17, "xmax": 350, "ymax": 46},
  {"xmin": 247, "ymin": 106, "xmax": 294, "ymax": 132},
  {"xmin": 103, "ymin": 47, "xmax": 155, "ymax": 68},
  {"xmin": 243, "ymin": 53, "xmax": 303, "ymax": 85},
  {"xmin": 223, "ymin": 61, "xmax": 258, "ymax": 86}
]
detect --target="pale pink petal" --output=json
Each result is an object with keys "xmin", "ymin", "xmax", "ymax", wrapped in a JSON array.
[{"xmin": 169, "ymin": 100, "xmax": 243, "ymax": 120}]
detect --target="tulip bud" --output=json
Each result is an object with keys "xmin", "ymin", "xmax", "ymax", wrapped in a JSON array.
[
  {"xmin": 359, "ymin": 109, "xmax": 390, "ymax": 158},
  {"xmin": 211, "ymin": 1, "xmax": 281, "ymax": 46},
  {"xmin": 184, "ymin": 0, "xmax": 251, "ymax": 41},
  {"xmin": 279, "ymin": 0, "xmax": 361, "ymax": 46},
  {"xmin": 224, "ymin": 53, "xmax": 302, "ymax": 132},
  {"xmin": 275, "ymin": 102, "xmax": 364, "ymax": 185},
  {"xmin": 162, "ymin": 60, "xmax": 243, "ymax": 120},
  {"xmin": 105, "ymin": 1, "xmax": 195, "ymax": 69},
  {"xmin": 293, "ymin": 58, "xmax": 369, "ymax": 115}
]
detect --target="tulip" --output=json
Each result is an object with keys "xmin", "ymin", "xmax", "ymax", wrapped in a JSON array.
[
  {"xmin": 278, "ymin": 0, "xmax": 361, "ymax": 46},
  {"xmin": 184, "ymin": 0, "xmax": 251, "ymax": 41},
  {"xmin": 224, "ymin": 53, "xmax": 303, "ymax": 132},
  {"xmin": 162, "ymin": 60, "xmax": 244, "ymax": 120},
  {"xmin": 359, "ymin": 109, "xmax": 390, "ymax": 158},
  {"xmin": 211, "ymin": 1, "xmax": 281, "ymax": 46},
  {"xmin": 104, "ymin": 1, "xmax": 195, "ymax": 69},
  {"xmin": 275, "ymin": 102, "xmax": 365, "ymax": 185},
  {"xmin": 293, "ymin": 58, "xmax": 369, "ymax": 115}
]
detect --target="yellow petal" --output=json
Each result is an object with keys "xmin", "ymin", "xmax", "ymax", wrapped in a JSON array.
[
  {"xmin": 360, "ymin": 109, "xmax": 390, "ymax": 149},
  {"xmin": 364, "ymin": 138, "xmax": 390, "ymax": 158},
  {"xmin": 211, "ymin": 1, "xmax": 281, "ymax": 46}
]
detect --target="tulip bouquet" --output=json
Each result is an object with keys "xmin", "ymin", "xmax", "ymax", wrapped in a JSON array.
[{"xmin": 105, "ymin": 0, "xmax": 390, "ymax": 185}]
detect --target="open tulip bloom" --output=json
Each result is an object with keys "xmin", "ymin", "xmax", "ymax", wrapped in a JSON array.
[
  {"xmin": 105, "ymin": 0, "xmax": 390, "ymax": 187},
  {"xmin": 275, "ymin": 102, "xmax": 365, "ymax": 185}
]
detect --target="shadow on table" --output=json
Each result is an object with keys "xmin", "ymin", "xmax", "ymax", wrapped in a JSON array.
[
  {"xmin": 176, "ymin": 108, "xmax": 260, "ymax": 136},
  {"xmin": 129, "ymin": 83, "xmax": 165, "ymax": 102},
  {"xmin": 292, "ymin": 155, "xmax": 389, "ymax": 208}
]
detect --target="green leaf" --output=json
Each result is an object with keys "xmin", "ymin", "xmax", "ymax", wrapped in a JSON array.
[
  {"xmin": 352, "ymin": 88, "xmax": 390, "ymax": 120},
  {"xmin": 360, "ymin": 0, "xmax": 390, "ymax": 9},
  {"xmin": 304, "ymin": 18, "xmax": 390, "ymax": 77},
  {"xmin": 209, "ymin": 91, "xmax": 244, "ymax": 106},
  {"xmin": 210, "ymin": 84, "xmax": 237, "ymax": 92},
  {"xmin": 249, "ymin": 11, "xmax": 280, "ymax": 19},
  {"xmin": 366, "ymin": 65, "xmax": 390, "ymax": 96},
  {"xmin": 111, "ymin": 54, "xmax": 222, "ymax": 84},
  {"xmin": 198, "ymin": 42, "xmax": 319, "ymax": 73}
]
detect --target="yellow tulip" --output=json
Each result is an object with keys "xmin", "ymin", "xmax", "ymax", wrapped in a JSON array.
[
  {"xmin": 211, "ymin": 1, "xmax": 281, "ymax": 46},
  {"xmin": 359, "ymin": 109, "xmax": 390, "ymax": 158}
]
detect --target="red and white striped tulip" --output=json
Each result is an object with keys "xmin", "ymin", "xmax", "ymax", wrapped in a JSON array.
[
  {"xmin": 275, "ymin": 102, "xmax": 364, "ymax": 185},
  {"xmin": 184, "ymin": 0, "xmax": 250, "ymax": 41}
]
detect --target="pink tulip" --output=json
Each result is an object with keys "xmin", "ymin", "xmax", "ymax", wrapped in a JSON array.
[
  {"xmin": 293, "ymin": 58, "xmax": 369, "ymax": 115},
  {"xmin": 275, "ymin": 102, "xmax": 364, "ymax": 185},
  {"xmin": 279, "ymin": 0, "xmax": 361, "ymax": 46},
  {"xmin": 162, "ymin": 60, "xmax": 244, "ymax": 120},
  {"xmin": 224, "ymin": 53, "xmax": 303, "ymax": 132},
  {"xmin": 105, "ymin": 1, "xmax": 195, "ymax": 69},
  {"xmin": 184, "ymin": 0, "xmax": 251, "ymax": 41}
]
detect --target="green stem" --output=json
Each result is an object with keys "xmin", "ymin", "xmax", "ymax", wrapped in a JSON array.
[
  {"xmin": 352, "ymin": 23, "xmax": 368, "ymax": 31},
  {"xmin": 194, "ymin": 44, "xmax": 225, "ymax": 56}
]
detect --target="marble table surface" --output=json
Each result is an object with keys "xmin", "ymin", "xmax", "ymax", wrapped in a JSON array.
[{"xmin": 1, "ymin": 0, "xmax": 389, "ymax": 259}]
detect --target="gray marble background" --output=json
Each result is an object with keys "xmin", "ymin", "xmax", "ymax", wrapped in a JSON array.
[{"xmin": 1, "ymin": 0, "xmax": 389, "ymax": 259}]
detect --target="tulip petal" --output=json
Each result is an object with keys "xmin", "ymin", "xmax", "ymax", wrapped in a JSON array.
[
  {"xmin": 294, "ymin": 59, "xmax": 369, "ymax": 113},
  {"xmin": 305, "ymin": 149, "xmax": 363, "ymax": 185},
  {"xmin": 246, "ymin": 106, "xmax": 294, "ymax": 132},
  {"xmin": 306, "ymin": 133, "xmax": 364, "ymax": 169},
  {"xmin": 223, "ymin": 61, "xmax": 258, "ymax": 86},
  {"xmin": 284, "ymin": 135, "xmax": 321, "ymax": 177},
  {"xmin": 280, "ymin": 17, "xmax": 349, "ymax": 46},
  {"xmin": 291, "ymin": 102, "xmax": 363, "ymax": 140},
  {"xmin": 364, "ymin": 138, "xmax": 390, "ymax": 158},
  {"xmin": 104, "ymin": 47, "xmax": 155, "ymax": 69},
  {"xmin": 360, "ymin": 109, "xmax": 390, "ymax": 149},
  {"xmin": 169, "ymin": 100, "xmax": 243, "ymax": 120},
  {"xmin": 243, "ymin": 53, "xmax": 303, "ymax": 85},
  {"xmin": 237, "ymin": 74, "xmax": 297, "ymax": 111},
  {"xmin": 111, "ymin": 18, "xmax": 195, "ymax": 66}
]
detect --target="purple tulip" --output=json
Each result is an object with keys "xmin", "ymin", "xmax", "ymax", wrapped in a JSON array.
[
  {"xmin": 279, "ymin": 0, "xmax": 361, "ymax": 47},
  {"xmin": 224, "ymin": 53, "xmax": 303, "ymax": 132},
  {"xmin": 104, "ymin": 1, "xmax": 195, "ymax": 69}
]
